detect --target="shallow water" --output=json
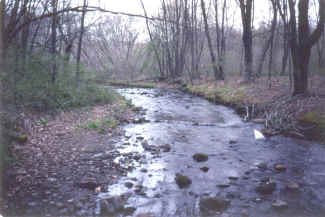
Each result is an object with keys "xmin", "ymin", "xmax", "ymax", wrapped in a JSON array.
[{"xmin": 99, "ymin": 88, "xmax": 325, "ymax": 217}]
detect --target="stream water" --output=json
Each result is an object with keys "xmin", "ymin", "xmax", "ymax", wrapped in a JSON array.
[{"xmin": 98, "ymin": 88, "xmax": 325, "ymax": 217}]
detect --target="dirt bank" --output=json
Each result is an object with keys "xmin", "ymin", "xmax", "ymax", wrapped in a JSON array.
[{"xmin": 2, "ymin": 96, "xmax": 141, "ymax": 216}]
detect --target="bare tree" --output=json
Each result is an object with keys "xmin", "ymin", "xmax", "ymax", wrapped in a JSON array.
[
  {"xmin": 256, "ymin": 0, "xmax": 278, "ymax": 76},
  {"xmin": 201, "ymin": 0, "xmax": 223, "ymax": 80},
  {"xmin": 76, "ymin": 0, "xmax": 87, "ymax": 86},
  {"xmin": 288, "ymin": 0, "xmax": 325, "ymax": 95},
  {"xmin": 51, "ymin": 0, "xmax": 58, "ymax": 83},
  {"xmin": 237, "ymin": 0, "xmax": 254, "ymax": 82}
]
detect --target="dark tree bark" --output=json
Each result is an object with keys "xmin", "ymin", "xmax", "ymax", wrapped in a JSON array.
[
  {"xmin": 277, "ymin": 0, "xmax": 290, "ymax": 75},
  {"xmin": 0, "ymin": 0, "xmax": 5, "ymax": 204},
  {"xmin": 238, "ymin": 0, "xmax": 254, "ymax": 82},
  {"xmin": 51, "ymin": 0, "xmax": 58, "ymax": 83},
  {"xmin": 200, "ymin": 0, "xmax": 223, "ymax": 80},
  {"xmin": 76, "ymin": 0, "xmax": 87, "ymax": 86},
  {"xmin": 288, "ymin": 0, "xmax": 325, "ymax": 95},
  {"xmin": 140, "ymin": 0, "xmax": 164, "ymax": 79},
  {"xmin": 256, "ymin": 0, "xmax": 278, "ymax": 76},
  {"xmin": 214, "ymin": 0, "xmax": 227, "ymax": 80}
]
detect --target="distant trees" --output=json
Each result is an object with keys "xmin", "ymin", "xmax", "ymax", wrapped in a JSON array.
[{"xmin": 0, "ymin": 0, "xmax": 324, "ymax": 97}]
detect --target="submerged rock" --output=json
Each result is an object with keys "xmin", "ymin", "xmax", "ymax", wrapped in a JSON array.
[
  {"xmin": 256, "ymin": 182, "xmax": 276, "ymax": 194},
  {"xmin": 272, "ymin": 200, "xmax": 288, "ymax": 210},
  {"xmin": 286, "ymin": 182, "xmax": 300, "ymax": 190},
  {"xmin": 124, "ymin": 182, "xmax": 134, "ymax": 189},
  {"xmin": 199, "ymin": 197, "xmax": 230, "ymax": 214},
  {"xmin": 275, "ymin": 164, "xmax": 287, "ymax": 171},
  {"xmin": 200, "ymin": 167, "xmax": 209, "ymax": 172},
  {"xmin": 175, "ymin": 173, "xmax": 192, "ymax": 188},
  {"xmin": 217, "ymin": 183, "xmax": 230, "ymax": 188},
  {"xmin": 193, "ymin": 153, "xmax": 209, "ymax": 162},
  {"xmin": 256, "ymin": 162, "xmax": 268, "ymax": 170},
  {"xmin": 160, "ymin": 144, "xmax": 172, "ymax": 152},
  {"xmin": 100, "ymin": 196, "xmax": 124, "ymax": 215},
  {"xmin": 78, "ymin": 178, "xmax": 98, "ymax": 190}
]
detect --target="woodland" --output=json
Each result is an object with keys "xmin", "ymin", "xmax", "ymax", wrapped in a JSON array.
[{"xmin": 0, "ymin": 0, "xmax": 325, "ymax": 216}]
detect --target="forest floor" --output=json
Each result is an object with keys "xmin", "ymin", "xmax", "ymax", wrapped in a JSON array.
[{"xmin": 2, "ymin": 96, "xmax": 142, "ymax": 216}]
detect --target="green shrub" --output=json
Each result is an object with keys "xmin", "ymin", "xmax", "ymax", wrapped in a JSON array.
[{"xmin": 2, "ymin": 50, "xmax": 117, "ymax": 111}]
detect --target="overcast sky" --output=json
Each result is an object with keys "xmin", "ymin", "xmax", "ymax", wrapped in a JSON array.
[
  {"xmin": 82, "ymin": 0, "xmax": 270, "ymax": 40},
  {"xmin": 100, "ymin": 0, "xmax": 161, "ymax": 16}
]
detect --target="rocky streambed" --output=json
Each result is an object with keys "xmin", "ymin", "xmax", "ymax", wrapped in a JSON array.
[{"xmin": 95, "ymin": 88, "xmax": 325, "ymax": 217}]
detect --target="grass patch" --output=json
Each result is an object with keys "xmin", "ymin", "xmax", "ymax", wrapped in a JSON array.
[
  {"xmin": 106, "ymin": 81, "xmax": 156, "ymax": 88},
  {"xmin": 299, "ymin": 111, "xmax": 325, "ymax": 143},
  {"xmin": 185, "ymin": 84, "xmax": 248, "ymax": 105},
  {"xmin": 80, "ymin": 118, "xmax": 119, "ymax": 133}
]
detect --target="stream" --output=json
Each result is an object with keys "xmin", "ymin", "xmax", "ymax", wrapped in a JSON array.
[{"xmin": 97, "ymin": 87, "xmax": 325, "ymax": 217}]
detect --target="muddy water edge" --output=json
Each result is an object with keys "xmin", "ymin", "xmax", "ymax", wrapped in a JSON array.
[{"xmin": 94, "ymin": 87, "xmax": 325, "ymax": 217}]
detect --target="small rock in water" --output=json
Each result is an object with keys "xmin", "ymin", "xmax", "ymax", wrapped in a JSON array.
[
  {"xmin": 229, "ymin": 140, "xmax": 237, "ymax": 144},
  {"xmin": 217, "ymin": 183, "xmax": 230, "ymax": 188},
  {"xmin": 160, "ymin": 144, "xmax": 172, "ymax": 152},
  {"xmin": 175, "ymin": 173, "xmax": 192, "ymax": 188},
  {"xmin": 241, "ymin": 209, "xmax": 249, "ymax": 217},
  {"xmin": 286, "ymin": 182, "xmax": 300, "ymax": 190},
  {"xmin": 56, "ymin": 202, "xmax": 64, "ymax": 208},
  {"xmin": 124, "ymin": 182, "xmax": 134, "ymax": 189},
  {"xmin": 141, "ymin": 140, "xmax": 151, "ymax": 150},
  {"xmin": 78, "ymin": 178, "xmax": 98, "ymax": 190},
  {"xmin": 199, "ymin": 197, "xmax": 230, "ymax": 214},
  {"xmin": 275, "ymin": 164, "xmax": 287, "ymax": 171},
  {"xmin": 228, "ymin": 175, "xmax": 239, "ymax": 180},
  {"xmin": 200, "ymin": 167, "xmax": 209, "ymax": 172},
  {"xmin": 140, "ymin": 168, "xmax": 148, "ymax": 173},
  {"xmin": 256, "ymin": 162, "xmax": 268, "ymax": 170},
  {"xmin": 272, "ymin": 200, "xmax": 288, "ymax": 210},
  {"xmin": 256, "ymin": 182, "xmax": 276, "ymax": 194},
  {"xmin": 193, "ymin": 153, "xmax": 209, "ymax": 162},
  {"xmin": 100, "ymin": 196, "xmax": 124, "ymax": 214}
]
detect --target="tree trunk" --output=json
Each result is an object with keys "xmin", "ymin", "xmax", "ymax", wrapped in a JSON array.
[
  {"xmin": 0, "ymin": 0, "xmax": 5, "ymax": 204},
  {"xmin": 257, "ymin": 0, "xmax": 277, "ymax": 76},
  {"xmin": 292, "ymin": 49, "xmax": 310, "ymax": 95},
  {"xmin": 288, "ymin": 0, "xmax": 325, "ymax": 95},
  {"xmin": 76, "ymin": 0, "xmax": 87, "ymax": 86},
  {"xmin": 200, "ymin": 0, "xmax": 222, "ymax": 80},
  {"xmin": 239, "ymin": 0, "xmax": 254, "ymax": 82},
  {"xmin": 51, "ymin": 0, "xmax": 57, "ymax": 83}
]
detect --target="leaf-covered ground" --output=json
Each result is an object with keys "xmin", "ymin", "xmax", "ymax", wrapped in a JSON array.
[{"xmin": 3, "ymin": 99, "xmax": 137, "ymax": 216}]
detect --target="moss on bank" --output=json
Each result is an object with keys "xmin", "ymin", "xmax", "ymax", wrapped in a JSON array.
[
  {"xmin": 299, "ymin": 111, "xmax": 325, "ymax": 143},
  {"xmin": 103, "ymin": 80, "xmax": 156, "ymax": 89},
  {"xmin": 185, "ymin": 84, "xmax": 248, "ymax": 105}
]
